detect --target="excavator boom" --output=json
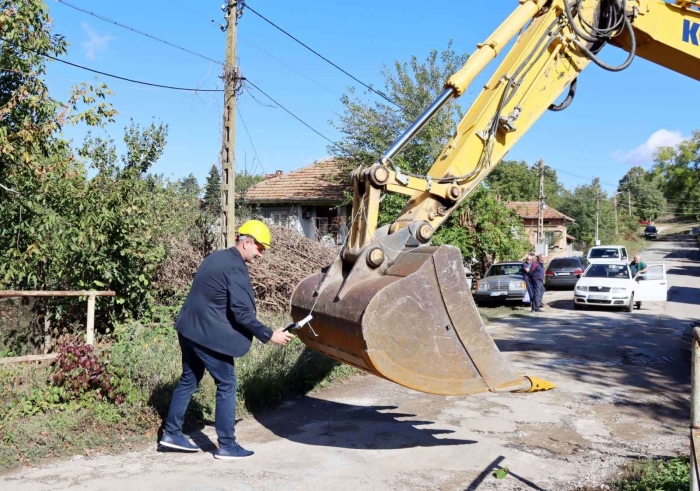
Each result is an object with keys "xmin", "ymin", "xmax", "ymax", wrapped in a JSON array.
[{"xmin": 290, "ymin": 0, "xmax": 700, "ymax": 396}]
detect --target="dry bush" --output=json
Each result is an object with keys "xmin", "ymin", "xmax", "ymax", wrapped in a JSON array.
[
  {"xmin": 152, "ymin": 235, "xmax": 203, "ymax": 299},
  {"xmin": 249, "ymin": 226, "xmax": 339, "ymax": 312}
]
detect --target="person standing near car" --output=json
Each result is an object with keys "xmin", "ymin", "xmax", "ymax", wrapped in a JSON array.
[
  {"xmin": 521, "ymin": 254, "xmax": 535, "ymax": 307},
  {"xmin": 528, "ymin": 255, "xmax": 545, "ymax": 312},
  {"xmin": 536, "ymin": 253, "xmax": 547, "ymax": 308},
  {"xmin": 629, "ymin": 254, "xmax": 648, "ymax": 278}
]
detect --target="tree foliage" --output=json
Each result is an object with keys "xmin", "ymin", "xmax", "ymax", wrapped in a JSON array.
[
  {"xmin": 484, "ymin": 160, "xmax": 567, "ymax": 211},
  {"xmin": 331, "ymin": 42, "xmax": 529, "ymax": 265},
  {"xmin": 617, "ymin": 166, "xmax": 666, "ymax": 221},
  {"xmin": 652, "ymin": 131, "xmax": 700, "ymax": 220}
]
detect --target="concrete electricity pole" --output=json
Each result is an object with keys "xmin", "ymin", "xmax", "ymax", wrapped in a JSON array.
[
  {"xmin": 595, "ymin": 186, "xmax": 600, "ymax": 246},
  {"xmin": 613, "ymin": 192, "xmax": 619, "ymax": 236},
  {"xmin": 537, "ymin": 159, "xmax": 545, "ymax": 251},
  {"xmin": 219, "ymin": 1, "xmax": 243, "ymax": 249}
]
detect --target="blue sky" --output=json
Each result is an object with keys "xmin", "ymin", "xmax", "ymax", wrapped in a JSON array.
[{"xmin": 43, "ymin": 0, "xmax": 700, "ymax": 198}]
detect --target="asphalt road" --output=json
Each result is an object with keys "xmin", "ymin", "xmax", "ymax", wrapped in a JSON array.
[{"xmin": 2, "ymin": 233, "xmax": 699, "ymax": 491}]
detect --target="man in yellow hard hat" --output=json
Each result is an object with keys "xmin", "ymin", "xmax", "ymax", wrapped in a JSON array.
[{"xmin": 160, "ymin": 219, "xmax": 294, "ymax": 460}]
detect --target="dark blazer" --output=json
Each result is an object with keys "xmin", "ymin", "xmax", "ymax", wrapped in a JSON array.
[
  {"xmin": 529, "ymin": 261, "xmax": 545, "ymax": 283},
  {"xmin": 175, "ymin": 248, "xmax": 273, "ymax": 357}
]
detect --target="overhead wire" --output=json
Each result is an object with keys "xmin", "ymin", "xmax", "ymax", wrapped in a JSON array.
[
  {"xmin": 0, "ymin": 38, "xmax": 225, "ymax": 92},
  {"xmin": 236, "ymin": 107, "xmax": 266, "ymax": 175},
  {"xmin": 244, "ymin": 80, "xmax": 340, "ymax": 149},
  {"xmin": 243, "ymin": 3, "xmax": 405, "ymax": 111},
  {"xmin": 55, "ymin": 0, "xmax": 224, "ymax": 65}
]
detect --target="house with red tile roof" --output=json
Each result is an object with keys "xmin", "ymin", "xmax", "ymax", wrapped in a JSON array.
[
  {"xmin": 245, "ymin": 158, "xmax": 350, "ymax": 243},
  {"xmin": 506, "ymin": 201, "xmax": 575, "ymax": 253}
]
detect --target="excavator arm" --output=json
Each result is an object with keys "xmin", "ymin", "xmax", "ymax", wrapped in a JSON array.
[{"xmin": 290, "ymin": 0, "xmax": 700, "ymax": 396}]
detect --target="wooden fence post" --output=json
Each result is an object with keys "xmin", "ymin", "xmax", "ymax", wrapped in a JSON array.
[{"xmin": 86, "ymin": 294, "xmax": 96, "ymax": 346}]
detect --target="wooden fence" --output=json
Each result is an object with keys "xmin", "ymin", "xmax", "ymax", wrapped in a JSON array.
[{"xmin": 0, "ymin": 290, "xmax": 115, "ymax": 365}]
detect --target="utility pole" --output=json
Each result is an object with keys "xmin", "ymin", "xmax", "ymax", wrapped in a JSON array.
[
  {"xmin": 537, "ymin": 158, "xmax": 545, "ymax": 252},
  {"xmin": 595, "ymin": 186, "xmax": 600, "ymax": 246},
  {"xmin": 219, "ymin": 1, "xmax": 243, "ymax": 249},
  {"xmin": 613, "ymin": 193, "xmax": 619, "ymax": 236}
]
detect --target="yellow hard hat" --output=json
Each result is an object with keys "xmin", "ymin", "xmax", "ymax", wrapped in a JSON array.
[{"xmin": 237, "ymin": 219, "xmax": 271, "ymax": 249}]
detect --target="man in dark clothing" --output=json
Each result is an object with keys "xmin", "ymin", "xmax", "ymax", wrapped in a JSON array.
[
  {"xmin": 528, "ymin": 255, "xmax": 545, "ymax": 312},
  {"xmin": 159, "ymin": 220, "xmax": 294, "ymax": 460},
  {"xmin": 535, "ymin": 253, "xmax": 547, "ymax": 308},
  {"xmin": 521, "ymin": 254, "xmax": 535, "ymax": 308}
]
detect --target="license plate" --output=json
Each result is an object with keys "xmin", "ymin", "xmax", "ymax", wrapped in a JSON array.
[
  {"xmin": 490, "ymin": 291, "xmax": 507, "ymax": 296},
  {"xmin": 556, "ymin": 272, "xmax": 570, "ymax": 276},
  {"xmin": 589, "ymin": 295, "xmax": 608, "ymax": 300}
]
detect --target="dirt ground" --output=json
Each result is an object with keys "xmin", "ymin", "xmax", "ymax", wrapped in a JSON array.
[{"xmin": 2, "ymin": 233, "xmax": 698, "ymax": 490}]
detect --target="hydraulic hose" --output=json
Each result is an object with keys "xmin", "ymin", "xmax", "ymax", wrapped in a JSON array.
[{"xmin": 548, "ymin": 77, "xmax": 578, "ymax": 111}]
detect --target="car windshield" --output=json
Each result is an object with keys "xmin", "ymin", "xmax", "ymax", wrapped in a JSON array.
[
  {"xmin": 550, "ymin": 258, "xmax": 579, "ymax": 268},
  {"xmin": 584, "ymin": 264, "xmax": 630, "ymax": 279},
  {"xmin": 487, "ymin": 264, "xmax": 522, "ymax": 276},
  {"xmin": 589, "ymin": 248, "xmax": 620, "ymax": 259},
  {"xmin": 645, "ymin": 226, "xmax": 657, "ymax": 232}
]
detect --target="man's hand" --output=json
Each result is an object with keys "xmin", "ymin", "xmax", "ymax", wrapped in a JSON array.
[{"xmin": 270, "ymin": 328, "xmax": 295, "ymax": 346}]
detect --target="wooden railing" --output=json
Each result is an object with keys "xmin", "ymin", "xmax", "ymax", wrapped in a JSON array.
[{"xmin": 0, "ymin": 290, "xmax": 115, "ymax": 365}]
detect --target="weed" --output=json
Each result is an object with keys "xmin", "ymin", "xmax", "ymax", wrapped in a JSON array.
[{"xmin": 610, "ymin": 456, "xmax": 689, "ymax": 491}]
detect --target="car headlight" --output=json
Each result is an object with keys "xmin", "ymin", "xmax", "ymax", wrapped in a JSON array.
[
  {"xmin": 612, "ymin": 287, "xmax": 628, "ymax": 293},
  {"xmin": 477, "ymin": 282, "xmax": 489, "ymax": 291},
  {"xmin": 576, "ymin": 286, "xmax": 588, "ymax": 291},
  {"xmin": 509, "ymin": 281, "xmax": 526, "ymax": 290}
]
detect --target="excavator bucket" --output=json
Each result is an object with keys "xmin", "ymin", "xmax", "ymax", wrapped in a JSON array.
[{"xmin": 290, "ymin": 244, "xmax": 551, "ymax": 396}]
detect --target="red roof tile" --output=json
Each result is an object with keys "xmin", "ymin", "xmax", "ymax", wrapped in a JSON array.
[
  {"xmin": 506, "ymin": 201, "xmax": 575, "ymax": 222},
  {"xmin": 245, "ymin": 159, "xmax": 349, "ymax": 204}
]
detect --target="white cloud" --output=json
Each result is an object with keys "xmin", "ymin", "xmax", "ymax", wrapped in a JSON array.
[
  {"xmin": 612, "ymin": 129, "xmax": 686, "ymax": 165},
  {"xmin": 81, "ymin": 22, "xmax": 113, "ymax": 60}
]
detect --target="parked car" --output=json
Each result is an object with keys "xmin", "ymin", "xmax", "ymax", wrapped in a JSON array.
[
  {"xmin": 545, "ymin": 256, "xmax": 588, "ymax": 289},
  {"xmin": 643, "ymin": 225, "xmax": 658, "ymax": 240},
  {"xmin": 474, "ymin": 262, "xmax": 528, "ymax": 305},
  {"xmin": 586, "ymin": 245, "xmax": 629, "ymax": 265},
  {"xmin": 573, "ymin": 262, "xmax": 667, "ymax": 312}
]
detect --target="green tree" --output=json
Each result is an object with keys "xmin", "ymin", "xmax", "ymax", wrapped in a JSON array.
[
  {"xmin": 432, "ymin": 187, "xmax": 530, "ymax": 273},
  {"xmin": 617, "ymin": 166, "xmax": 666, "ymax": 221},
  {"xmin": 202, "ymin": 165, "xmax": 221, "ymax": 216},
  {"xmin": 484, "ymin": 160, "xmax": 567, "ymax": 210},
  {"xmin": 559, "ymin": 178, "xmax": 619, "ymax": 248},
  {"xmin": 178, "ymin": 173, "xmax": 200, "ymax": 197},
  {"xmin": 652, "ymin": 131, "xmax": 700, "ymax": 220},
  {"xmin": 332, "ymin": 41, "xmax": 468, "ymax": 225}
]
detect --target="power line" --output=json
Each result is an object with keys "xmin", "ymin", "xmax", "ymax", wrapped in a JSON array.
[
  {"xmin": 244, "ymin": 3, "xmax": 403, "ymax": 111},
  {"xmin": 239, "ymin": 35, "xmax": 342, "ymax": 97},
  {"xmin": 236, "ymin": 107, "xmax": 265, "ymax": 175},
  {"xmin": 1, "ymin": 38, "xmax": 224, "ymax": 92},
  {"xmin": 167, "ymin": 0, "xmax": 217, "ymax": 24},
  {"xmin": 244, "ymin": 80, "xmax": 339, "ymax": 149},
  {"xmin": 56, "ymin": 0, "xmax": 223, "ymax": 65}
]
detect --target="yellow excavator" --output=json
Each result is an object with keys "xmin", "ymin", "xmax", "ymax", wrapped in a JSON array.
[{"xmin": 289, "ymin": 0, "xmax": 700, "ymax": 396}]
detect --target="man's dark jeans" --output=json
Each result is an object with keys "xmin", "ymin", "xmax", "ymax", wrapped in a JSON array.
[
  {"xmin": 531, "ymin": 282, "xmax": 544, "ymax": 311},
  {"xmin": 164, "ymin": 333, "xmax": 237, "ymax": 448}
]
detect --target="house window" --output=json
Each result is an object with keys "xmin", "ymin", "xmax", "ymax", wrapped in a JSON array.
[
  {"xmin": 315, "ymin": 217, "xmax": 329, "ymax": 238},
  {"xmin": 271, "ymin": 212, "xmax": 289, "ymax": 228}
]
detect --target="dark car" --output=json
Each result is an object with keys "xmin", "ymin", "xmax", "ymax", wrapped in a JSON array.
[
  {"xmin": 644, "ymin": 225, "xmax": 658, "ymax": 240},
  {"xmin": 545, "ymin": 256, "xmax": 588, "ymax": 289},
  {"xmin": 474, "ymin": 262, "xmax": 528, "ymax": 305}
]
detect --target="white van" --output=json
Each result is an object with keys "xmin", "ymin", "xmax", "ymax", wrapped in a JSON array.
[{"xmin": 586, "ymin": 245, "xmax": 629, "ymax": 264}]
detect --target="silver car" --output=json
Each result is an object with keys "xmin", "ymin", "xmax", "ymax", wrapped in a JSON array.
[{"xmin": 474, "ymin": 262, "xmax": 529, "ymax": 305}]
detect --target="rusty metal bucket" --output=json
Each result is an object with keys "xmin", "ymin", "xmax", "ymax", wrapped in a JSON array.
[{"xmin": 291, "ymin": 244, "xmax": 548, "ymax": 396}]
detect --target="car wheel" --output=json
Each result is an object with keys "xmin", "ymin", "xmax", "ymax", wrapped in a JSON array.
[
  {"xmin": 573, "ymin": 302, "xmax": 581, "ymax": 310},
  {"xmin": 626, "ymin": 294, "xmax": 634, "ymax": 313}
]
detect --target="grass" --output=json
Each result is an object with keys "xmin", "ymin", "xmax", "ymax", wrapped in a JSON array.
[
  {"xmin": 0, "ymin": 310, "xmax": 360, "ymax": 472},
  {"xmin": 575, "ymin": 455, "xmax": 689, "ymax": 491}
]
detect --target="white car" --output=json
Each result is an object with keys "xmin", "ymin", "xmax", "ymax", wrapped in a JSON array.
[{"xmin": 573, "ymin": 262, "xmax": 667, "ymax": 312}]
